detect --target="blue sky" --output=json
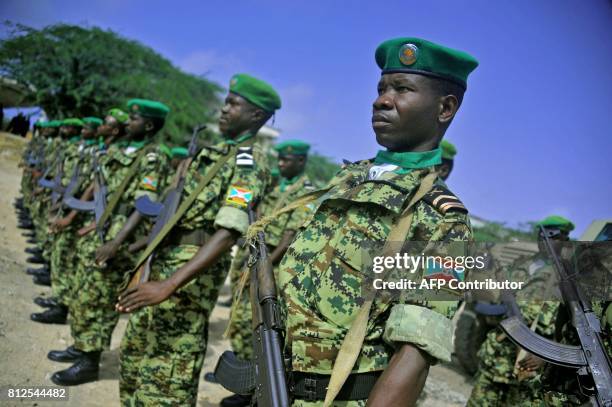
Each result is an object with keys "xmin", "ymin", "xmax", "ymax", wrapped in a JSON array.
[{"xmin": 2, "ymin": 0, "xmax": 611, "ymax": 236}]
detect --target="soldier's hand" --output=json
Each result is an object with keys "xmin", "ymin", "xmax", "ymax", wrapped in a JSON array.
[
  {"xmin": 50, "ymin": 217, "xmax": 72, "ymax": 232},
  {"xmin": 95, "ymin": 241, "xmax": 120, "ymax": 266},
  {"xmin": 518, "ymin": 353, "xmax": 545, "ymax": 371},
  {"xmin": 115, "ymin": 280, "xmax": 174, "ymax": 313}
]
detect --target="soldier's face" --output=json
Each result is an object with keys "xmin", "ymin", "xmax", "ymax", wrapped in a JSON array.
[
  {"xmin": 372, "ymin": 73, "xmax": 442, "ymax": 152},
  {"xmin": 127, "ymin": 113, "xmax": 147, "ymax": 138},
  {"xmin": 278, "ymin": 154, "xmax": 306, "ymax": 179},
  {"xmin": 97, "ymin": 116, "xmax": 115, "ymax": 138},
  {"xmin": 219, "ymin": 92, "xmax": 260, "ymax": 137},
  {"xmin": 81, "ymin": 125, "xmax": 96, "ymax": 140},
  {"xmin": 60, "ymin": 125, "xmax": 80, "ymax": 138}
]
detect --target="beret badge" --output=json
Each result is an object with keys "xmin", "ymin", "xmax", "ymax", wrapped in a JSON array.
[{"xmin": 398, "ymin": 43, "xmax": 419, "ymax": 66}]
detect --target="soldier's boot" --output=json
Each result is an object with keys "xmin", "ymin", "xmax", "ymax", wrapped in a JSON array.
[
  {"xmin": 27, "ymin": 254, "xmax": 46, "ymax": 264},
  {"xmin": 30, "ymin": 305, "xmax": 67, "ymax": 324},
  {"xmin": 34, "ymin": 296, "xmax": 59, "ymax": 308},
  {"xmin": 32, "ymin": 273, "xmax": 51, "ymax": 286},
  {"xmin": 26, "ymin": 237, "xmax": 37, "ymax": 244},
  {"xmin": 217, "ymin": 297, "xmax": 233, "ymax": 307},
  {"xmin": 51, "ymin": 351, "xmax": 100, "ymax": 386},
  {"xmin": 25, "ymin": 247, "xmax": 43, "ymax": 255},
  {"xmin": 27, "ymin": 265, "xmax": 49, "ymax": 276},
  {"xmin": 220, "ymin": 394, "xmax": 252, "ymax": 407},
  {"xmin": 18, "ymin": 221, "xmax": 34, "ymax": 230},
  {"xmin": 48, "ymin": 345, "xmax": 85, "ymax": 363},
  {"xmin": 22, "ymin": 231, "xmax": 35, "ymax": 237}
]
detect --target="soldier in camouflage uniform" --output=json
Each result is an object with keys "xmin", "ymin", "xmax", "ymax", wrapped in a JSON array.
[
  {"xmin": 29, "ymin": 119, "xmax": 84, "ymax": 289},
  {"xmin": 269, "ymin": 37, "xmax": 478, "ymax": 406},
  {"xmin": 30, "ymin": 118, "xmax": 103, "ymax": 324},
  {"xmin": 436, "ymin": 139, "xmax": 456, "ymax": 181},
  {"xmin": 48, "ymin": 101, "xmax": 169, "ymax": 387},
  {"xmin": 222, "ymin": 139, "xmax": 315, "ymax": 407},
  {"xmin": 467, "ymin": 215, "xmax": 574, "ymax": 407},
  {"xmin": 113, "ymin": 73, "xmax": 279, "ymax": 406}
]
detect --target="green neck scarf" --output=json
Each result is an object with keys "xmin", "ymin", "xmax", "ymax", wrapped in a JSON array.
[
  {"xmin": 279, "ymin": 172, "xmax": 304, "ymax": 192},
  {"xmin": 225, "ymin": 132, "xmax": 255, "ymax": 145},
  {"xmin": 69, "ymin": 136, "xmax": 81, "ymax": 144},
  {"xmin": 374, "ymin": 148, "xmax": 442, "ymax": 171}
]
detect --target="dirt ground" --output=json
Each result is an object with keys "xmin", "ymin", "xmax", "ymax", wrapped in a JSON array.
[{"xmin": 0, "ymin": 132, "xmax": 473, "ymax": 406}]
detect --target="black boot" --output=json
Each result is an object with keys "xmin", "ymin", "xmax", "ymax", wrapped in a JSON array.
[
  {"xmin": 18, "ymin": 221, "xmax": 34, "ymax": 230},
  {"xmin": 26, "ymin": 237, "xmax": 37, "ymax": 244},
  {"xmin": 217, "ymin": 297, "xmax": 234, "ymax": 307},
  {"xmin": 30, "ymin": 305, "xmax": 67, "ymax": 324},
  {"xmin": 22, "ymin": 231, "xmax": 35, "ymax": 237},
  {"xmin": 48, "ymin": 345, "xmax": 85, "ymax": 363},
  {"xmin": 220, "ymin": 394, "xmax": 252, "ymax": 407},
  {"xmin": 27, "ymin": 266, "xmax": 49, "ymax": 276},
  {"xmin": 27, "ymin": 254, "xmax": 47, "ymax": 264},
  {"xmin": 34, "ymin": 296, "xmax": 59, "ymax": 308},
  {"xmin": 33, "ymin": 273, "xmax": 51, "ymax": 286},
  {"xmin": 25, "ymin": 247, "xmax": 42, "ymax": 255},
  {"xmin": 51, "ymin": 351, "xmax": 100, "ymax": 386}
]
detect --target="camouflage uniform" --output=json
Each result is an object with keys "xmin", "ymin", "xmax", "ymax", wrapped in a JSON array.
[
  {"xmin": 229, "ymin": 173, "xmax": 315, "ymax": 360},
  {"xmin": 119, "ymin": 136, "xmax": 269, "ymax": 406},
  {"xmin": 467, "ymin": 256, "xmax": 559, "ymax": 407},
  {"xmin": 277, "ymin": 155, "xmax": 472, "ymax": 406},
  {"xmin": 49, "ymin": 137, "xmax": 95, "ymax": 307},
  {"xmin": 69, "ymin": 141, "xmax": 168, "ymax": 353}
]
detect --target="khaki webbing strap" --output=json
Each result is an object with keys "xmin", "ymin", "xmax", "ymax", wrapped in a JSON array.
[
  {"xmin": 132, "ymin": 139, "xmax": 254, "ymax": 272},
  {"xmin": 272, "ymin": 176, "xmax": 308, "ymax": 212},
  {"xmin": 323, "ymin": 169, "xmax": 438, "ymax": 407},
  {"xmin": 97, "ymin": 147, "xmax": 150, "ymax": 229}
]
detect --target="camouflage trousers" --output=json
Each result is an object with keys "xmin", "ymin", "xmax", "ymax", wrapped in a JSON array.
[
  {"xmin": 50, "ymin": 225, "xmax": 78, "ymax": 306},
  {"xmin": 227, "ymin": 247, "xmax": 252, "ymax": 360},
  {"xmin": 467, "ymin": 328, "xmax": 545, "ymax": 406},
  {"xmin": 69, "ymin": 229, "xmax": 127, "ymax": 353},
  {"xmin": 119, "ymin": 244, "xmax": 230, "ymax": 407}
]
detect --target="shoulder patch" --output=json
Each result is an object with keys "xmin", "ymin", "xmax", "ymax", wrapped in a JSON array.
[
  {"xmin": 303, "ymin": 179, "xmax": 315, "ymax": 191},
  {"xmin": 422, "ymin": 185, "xmax": 468, "ymax": 215},
  {"xmin": 236, "ymin": 146, "xmax": 254, "ymax": 167}
]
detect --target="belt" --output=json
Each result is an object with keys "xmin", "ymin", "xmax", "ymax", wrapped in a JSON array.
[
  {"xmin": 165, "ymin": 228, "xmax": 210, "ymax": 247},
  {"xmin": 291, "ymin": 371, "xmax": 382, "ymax": 401}
]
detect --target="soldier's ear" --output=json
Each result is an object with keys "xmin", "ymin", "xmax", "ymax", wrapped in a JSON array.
[{"xmin": 144, "ymin": 119, "xmax": 155, "ymax": 132}]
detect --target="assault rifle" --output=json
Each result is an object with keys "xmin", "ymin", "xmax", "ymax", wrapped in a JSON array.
[
  {"xmin": 38, "ymin": 150, "xmax": 65, "ymax": 205},
  {"xmin": 213, "ymin": 203, "xmax": 289, "ymax": 407},
  {"xmin": 64, "ymin": 151, "xmax": 108, "ymax": 242},
  {"xmin": 500, "ymin": 226, "xmax": 612, "ymax": 406},
  {"xmin": 127, "ymin": 124, "xmax": 207, "ymax": 287}
]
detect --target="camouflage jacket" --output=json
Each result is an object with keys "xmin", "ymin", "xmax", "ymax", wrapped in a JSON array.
[
  {"xmin": 175, "ymin": 136, "xmax": 269, "ymax": 237},
  {"xmin": 278, "ymin": 160, "xmax": 472, "ymax": 375},
  {"xmin": 259, "ymin": 173, "xmax": 315, "ymax": 247}
]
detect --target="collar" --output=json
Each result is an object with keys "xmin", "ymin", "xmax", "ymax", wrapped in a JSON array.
[
  {"xmin": 374, "ymin": 148, "xmax": 441, "ymax": 170},
  {"xmin": 279, "ymin": 172, "xmax": 304, "ymax": 192},
  {"xmin": 225, "ymin": 132, "xmax": 255, "ymax": 146}
]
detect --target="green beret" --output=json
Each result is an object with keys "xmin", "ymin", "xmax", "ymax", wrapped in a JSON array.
[
  {"xmin": 83, "ymin": 117, "xmax": 103, "ymax": 128},
  {"xmin": 440, "ymin": 140, "xmax": 457, "ymax": 160},
  {"xmin": 171, "ymin": 147, "xmax": 189, "ymax": 158},
  {"xmin": 274, "ymin": 139, "xmax": 310, "ymax": 156},
  {"xmin": 535, "ymin": 215, "xmax": 575, "ymax": 233},
  {"xmin": 36, "ymin": 121, "xmax": 49, "ymax": 128},
  {"xmin": 44, "ymin": 120, "xmax": 62, "ymax": 128},
  {"xmin": 107, "ymin": 108, "xmax": 129, "ymax": 124},
  {"xmin": 62, "ymin": 118, "xmax": 84, "ymax": 127},
  {"xmin": 127, "ymin": 99, "xmax": 170, "ymax": 119},
  {"xmin": 375, "ymin": 37, "xmax": 479, "ymax": 89},
  {"xmin": 229, "ymin": 73, "xmax": 281, "ymax": 113}
]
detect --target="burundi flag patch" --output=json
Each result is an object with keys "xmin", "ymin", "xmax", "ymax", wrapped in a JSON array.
[
  {"xmin": 423, "ymin": 257, "xmax": 465, "ymax": 282},
  {"xmin": 226, "ymin": 186, "xmax": 253, "ymax": 207},
  {"xmin": 140, "ymin": 176, "xmax": 158, "ymax": 191}
]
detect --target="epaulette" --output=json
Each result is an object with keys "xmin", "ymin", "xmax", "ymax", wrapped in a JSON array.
[
  {"xmin": 422, "ymin": 185, "xmax": 468, "ymax": 215},
  {"xmin": 303, "ymin": 179, "xmax": 315, "ymax": 191}
]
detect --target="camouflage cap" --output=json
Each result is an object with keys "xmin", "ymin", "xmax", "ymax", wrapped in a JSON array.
[
  {"xmin": 229, "ymin": 73, "xmax": 281, "ymax": 113},
  {"xmin": 127, "ymin": 99, "xmax": 170, "ymax": 119},
  {"xmin": 440, "ymin": 140, "xmax": 457, "ymax": 160},
  {"xmin": 375, "ymin": 37, "xmax": 478, "ymax": 89},
  {"xmin": 274, "ymin": 139, "xmax": 310, "ymax": 156},
  {"xmin": 535, "ymin": 215, "xmax": 575, "ymax": 233}
]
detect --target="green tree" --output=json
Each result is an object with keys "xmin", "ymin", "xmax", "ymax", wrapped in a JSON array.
[
  {"xmin": 0, "ymin": 22, "xmax": 222, "ymax": 142},
  {"xmin": 305, "ymin": 152, "xmax": 341, "ymax": 186}
]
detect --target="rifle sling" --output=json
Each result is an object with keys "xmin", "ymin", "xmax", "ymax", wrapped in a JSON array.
[
  {"xmin": 97, "ymin": 147, "xmax": 151, "ymax": 230},
  {"xmin": 132, "ymin": 138, "xmax": 254, "ymax": 272},
  {"xmin": 322, "ymin": 169, "xmax": 438, "ymax": 407}
]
